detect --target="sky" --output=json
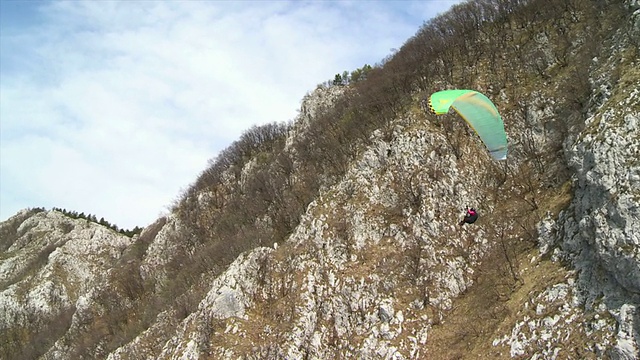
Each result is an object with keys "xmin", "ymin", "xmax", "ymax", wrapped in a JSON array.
[{"xmin": 0, "ymin": 0, "xmax": 463, "ymax": 230}]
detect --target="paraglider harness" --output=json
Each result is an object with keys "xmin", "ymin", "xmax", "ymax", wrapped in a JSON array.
[{"xmin": 459, "ymin": 207, "xmax": 478, "ymax": 226}]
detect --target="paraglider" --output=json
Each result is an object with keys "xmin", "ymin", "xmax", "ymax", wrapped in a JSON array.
[
  {"xmin": 459, "ymin": 207, "xmax": 478, "ymax": 226},
  {"xmin": 428, "ymin": 89, "xmax": 508, "ymax": 160}
]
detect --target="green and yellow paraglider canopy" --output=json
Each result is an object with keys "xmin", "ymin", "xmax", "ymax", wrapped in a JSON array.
[{"xmin": 429, "ymin": 89, "xmax": 508, "ymax": 160}]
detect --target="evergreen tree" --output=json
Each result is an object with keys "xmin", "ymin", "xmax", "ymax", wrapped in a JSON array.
[{"xmin": 332, "ymin": 73, "xmax": 343, "ymax": 86}]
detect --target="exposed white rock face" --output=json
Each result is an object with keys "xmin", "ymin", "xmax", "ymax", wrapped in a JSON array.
[
  {"xmin": 499, "ymin": 28, "xmax": 640, "ymax": 359},
  {"xmin": 0, "ymin": 210, "xmax": 135, "ymax": 360},
  {"xmin": 155, "ymin": 247, "xmax": 274, "ymax": 360},
  {"xmin": 560, "ymin": 109, "xmax": 640, "ymax": 358},
  {"xmin": 140, "ymin": 214, "xmax": 189, "ymax": 284},
  {"xmin": 1, "ymin": 211, "xmax": 133, "ymax": 326},
  {"xmin": 298, "ymin": 85, "xmax": 346, "ymax": 127},
  {"xmin": 565, "ymin": 107, "xmax": 640, "ymax": 289},
  {"xmin": 494, "ymin": 271, "xmax": 618, "ymax": 359},
  {"xmin": 285, "ymin": 85, "xmax": 345, "ymax": 151}
]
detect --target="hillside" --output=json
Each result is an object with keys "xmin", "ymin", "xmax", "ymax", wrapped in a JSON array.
[{"xmin": 1, "ymin": 0, "xmax": 639, "ymax": 359}]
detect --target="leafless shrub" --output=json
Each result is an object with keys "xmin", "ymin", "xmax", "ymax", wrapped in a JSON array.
[
  {"xmin": 404, "ymin": 235, "xmax": 425, "ymax": 286},
  {"xmin": 509, "ymin": 162, "xmax": 542, "ymax": 210},
  {"xmin": 396, "ymin": 167, "xmax": 424, "ymax": 214},
  {"xmin": 498, "ymin": 226, "xmax": 522, "ymax": 284},
  {"xmin": 174, "ymin": 290, "xmax": 202, "ymax": 320}
]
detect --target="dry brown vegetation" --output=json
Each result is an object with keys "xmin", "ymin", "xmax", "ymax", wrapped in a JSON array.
[{"xmin": 424, "ymin": 175, "xmax": 574, "ymax": 359}]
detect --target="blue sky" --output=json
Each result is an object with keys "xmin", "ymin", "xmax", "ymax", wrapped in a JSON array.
[{"xmin": 0, "ymin": 0, "xmax": 463, "ymax": 229}]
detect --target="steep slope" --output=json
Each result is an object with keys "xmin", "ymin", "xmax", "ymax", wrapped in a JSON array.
[
  {"xmin": 0, "ymin": 210, "xmax": 135, "ymax": 359},
  {"xmin": 1, "ymin": 1, "xmax": 639, "ymax": 359}
]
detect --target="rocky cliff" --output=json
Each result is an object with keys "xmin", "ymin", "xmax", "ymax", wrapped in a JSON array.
[{"xmin": 1, "ymin": 1, "xmax": 639, "ymax": 359}]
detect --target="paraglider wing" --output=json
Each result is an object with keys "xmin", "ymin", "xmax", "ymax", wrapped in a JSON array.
[{"xmin": 429, "ymin": 89, "xmax": 508, "ymax": 160}]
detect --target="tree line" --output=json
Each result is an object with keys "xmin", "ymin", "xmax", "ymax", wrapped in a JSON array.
[
  {"xmin": 322, "ymin": 64, "xmax": 374, "ymax": 87},
  {"xmin": 51, "ymin": 207, "xmax": 143, "ymax": 237}
]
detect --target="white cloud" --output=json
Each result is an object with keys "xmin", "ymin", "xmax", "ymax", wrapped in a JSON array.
[{"xmin": 0, "ymin": 0, "xmax": 462, "ymax": 229}]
